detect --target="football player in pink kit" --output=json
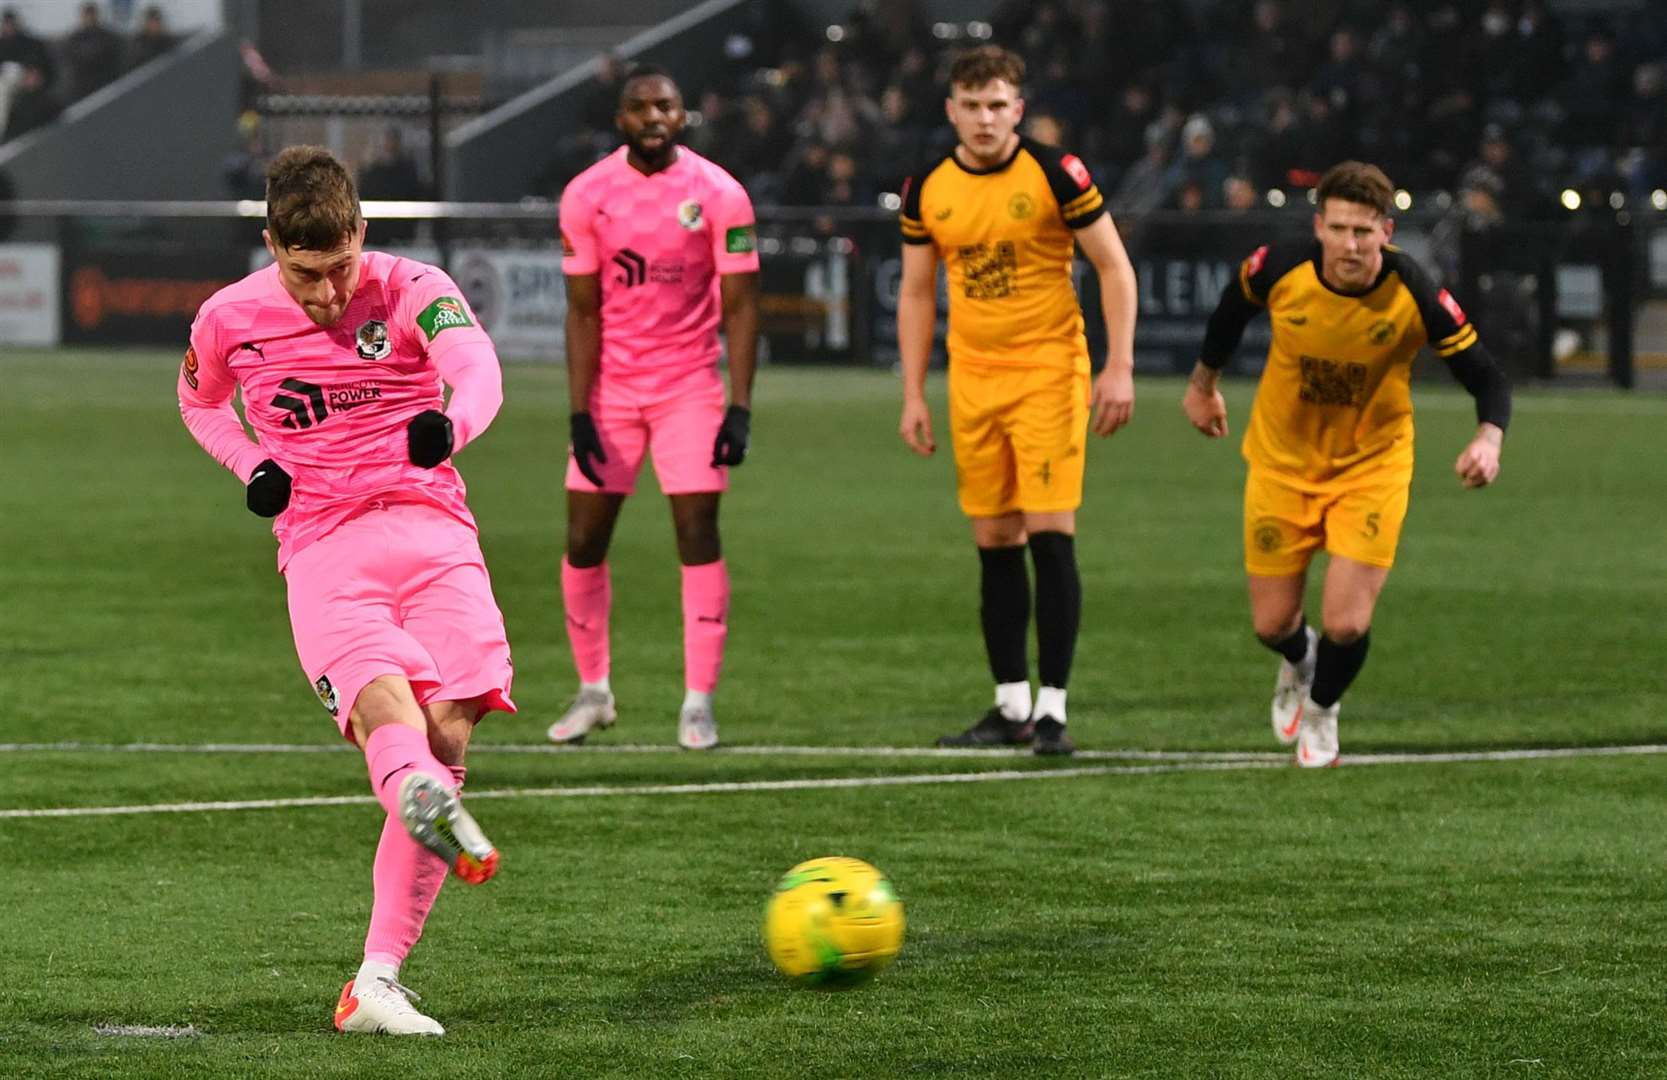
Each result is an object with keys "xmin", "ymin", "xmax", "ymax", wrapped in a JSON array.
[
  {"xmin": 178, "ymin": 147, "xmax": 514, "ymax": 1036},
  {"xmin": 549, "ymin": 66, "xmax": 760, "ymax": 750}
]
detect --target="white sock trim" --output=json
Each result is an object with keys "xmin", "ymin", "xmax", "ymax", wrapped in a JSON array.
[
  {"xmin": 682, "ymin": 689, "xmax": 712, "ymax": 712},
  {"xmin": 994, "ymin": 681, "xmax": 1032, "ymax": 722},
  {"xmin": 581, "ymin": 677, "xmax": 612, "ymax": 696},
  {"xmin": 1035, "ymin": 686, "xmax": 1067, "ymax": 723},
  {"xmin": 356, "ymin": 958, "xmax": 399, "ymax": 987}
]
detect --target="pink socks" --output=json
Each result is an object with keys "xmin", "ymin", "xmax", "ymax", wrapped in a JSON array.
[
  {"xmin": 561, "ymin": 558, "xmax": 611, "ymax": 684},
  {"xmin": 363, "ymin": 763, "xmax": 465, "ymax": 969},
  {"xmin": 363, "ymin": 722, "xmax": 454, "ymax": 817},
  {"xmin": 681, "ymin": 559, "xmax": 729, "ymax": 694}
]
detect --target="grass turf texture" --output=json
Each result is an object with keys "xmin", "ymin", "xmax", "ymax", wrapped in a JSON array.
[{"xmin": 2, "ymin": 351, "xmax": 1665, "ymax": 1077}]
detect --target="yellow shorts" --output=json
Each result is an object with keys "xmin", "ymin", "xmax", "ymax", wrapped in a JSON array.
[
  {"xmin": 949, "ymin": 362, "xmax": 1089, "ymax": 518},
  {"xmin": 1243, "ymin": 467, "xmax": 1410, "ymax": 576}
]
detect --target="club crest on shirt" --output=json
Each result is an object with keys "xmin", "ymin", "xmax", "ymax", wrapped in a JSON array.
[
  {"xmin": 677, "ymin": 199, "xmax": 703, "ymax": 230},
  {"xmin": 315, "ymin": 675, "xmax": 340, "ymax": 716},
  {"xmin": 355, "ymin": 319, "xmax": 391, "ymax": 360},
  {"xmin": 1008, "ymin": 192, "xmax": 1035, "ymax": 219}
]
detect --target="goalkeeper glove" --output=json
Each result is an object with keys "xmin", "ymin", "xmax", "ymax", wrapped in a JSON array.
[
  {"xmin": 570, "ymin": 411, "xmax": 608, "ymax": 488},
  {"xmin": 407, "ymin": 409, "xmax": 454, "ymax": 468},
  {"xmin": 710, "ymin": 405, "xmax": 751, "ymax": 467},
  {"xmin": 246, "ymin": 458, "xmax": 292, "ymax": 517}
]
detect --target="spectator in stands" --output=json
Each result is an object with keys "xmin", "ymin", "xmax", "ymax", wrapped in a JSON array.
[
  {"xmin": 725, "ymin": 94, "xmax": 793, "ymax": 196},
  {"xmin": 63, "ymin": 2, "xmax": 125, "ymax": 103},
  {"xmin": 221, "ymin": 111, "xmax": 267, "ymax": 199},
  {"xmin": 1223, "ymin": 174, "xmax": 1260, "ymax": 212},
  {"xmin": 0, "ymin": 60, "xmax": 59, "ymax": 141},
  {"xmin": 1024, "ymin": 112, "xmax": 1066, "ymax": 151},
  {"xmin": 779, "ymin": 140, "xmax": 830, "ymax": 206},
  {"xmin": 1167, "ymin": 114, "xmax": 1229, "ymax": 210},
  {"xmin": 360, "ymin": 125, "xmax": 426, "ymax": 201},
  {"xmin": 0, "ymin": 8, "xmax": 53, "ymax": 93},
  {"xmin": 128, "ymin": 5, "xmax": 174, "ymax": 70},
  {"xmin": 579, "ymin": 53, "xmax": 623, "ymax": 133},
  {"xmin": 1556, "ymin": 29, "xmax": 1626, "ymax": 150},
  {"xmin": 1111, "ymin": 122, "xmax": 1175, "ymax": 216}
]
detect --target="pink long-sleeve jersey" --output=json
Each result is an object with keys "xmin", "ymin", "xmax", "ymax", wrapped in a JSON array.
[{"xmin": 179, "ymin": 251, "xmax": 503, "ymax": 569}]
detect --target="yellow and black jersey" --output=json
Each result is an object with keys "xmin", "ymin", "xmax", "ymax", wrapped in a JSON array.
[
  {"xmin": 899, "ymin": 136, "xmax": 1105, "ymax": 372},
  {"xmin": 1200, "ymin": 239, "xmax": 1511, "ymax": 490}
]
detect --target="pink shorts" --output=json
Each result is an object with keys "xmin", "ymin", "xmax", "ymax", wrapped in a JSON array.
[
  {"xmin": 283, "ymin": 500, "xmax": 516, "ymax": 743},
  {"xmin": 566, "ymin": 370, "xmax": 728, "ymax": 495}
]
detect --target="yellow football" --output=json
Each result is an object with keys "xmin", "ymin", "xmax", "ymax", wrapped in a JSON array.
[{"xmin": 763, "ymin": 856, "xmax": 905, "ymax": 989}]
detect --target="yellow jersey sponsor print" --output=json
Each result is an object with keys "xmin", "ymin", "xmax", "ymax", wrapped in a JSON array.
[
  {"xmin": 1235, "ymin": 241, "xmax": 1478, "ymax": 492},
  {"xmin": 899, "ymin": 137, "xmax": 1104, "ymax": 373}
]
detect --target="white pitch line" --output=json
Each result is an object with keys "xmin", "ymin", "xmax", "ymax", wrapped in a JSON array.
[
  {"xmin": 0, "ymin": 741, "xmax": 1287, "ymax": 762},
  {"xmin": 1, "ymin": 743, "xmax": 1664, "ymax": 821}
]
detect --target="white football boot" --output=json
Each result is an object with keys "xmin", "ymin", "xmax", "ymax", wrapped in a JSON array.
[
  {"xmin": 334, "ymin": 975, "xmax": 445, "ymax": 1036},
  {"xmin": 677, "ymin": 703, "xmax": 719, "ymax": 750},
  {"xmin": 546, "ymin": 688, "xmax": 617, "ymax": 745},
  {"xmin": 1271, "ymin": 626, "xmax": 1317, "ymax": 745},
  {"xmin": 1295, "ymin": 698, "xmax": 1340, "ymax": 768}
]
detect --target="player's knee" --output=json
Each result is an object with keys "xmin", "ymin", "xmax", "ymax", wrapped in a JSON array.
[
  {"xmin": 566, "ymin": 525, "xmax": 610, "ymax": 567},
  {"xmin": 1252, "ymin": 611, "xmax": 1302, "ymax": 644},
  {"xmin": 674, "ymin": 522, "xmax": 721, "ymax": 565},
  {"xmin": 1322, "ymin": 619, "xmax": 1370, "ymax": 645}
]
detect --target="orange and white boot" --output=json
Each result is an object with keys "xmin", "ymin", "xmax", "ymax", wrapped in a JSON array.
[
  {"xmin": 397, "ymin": 773, "xmax": 500, "ymax": 884},
  {"xmin": 334, "ymin": 975, "xmax": 444, "ymax": 1036}
]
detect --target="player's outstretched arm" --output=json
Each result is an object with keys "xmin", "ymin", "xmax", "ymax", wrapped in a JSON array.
[
  {"xmin": 1445, "ymin": 343, "xmax": 1510, "ymax": 488},
  {"xmin": 564, "ymin": 273, "xmax": 607, "ymax": 486},
  {"xmin": 1185, "ymin": 269, "xmax": 1267, "ymax": 438},
  {"xmin": 896, "ymin": 243, "xmax": 938, "ymax": 457},
  {"xmin": 712, "ymin": 270, "xmax": 759, "ymax": 467},
  {"xmin": 1074, "ymin": 214, "xmax": 1137, "ymax": 437}
]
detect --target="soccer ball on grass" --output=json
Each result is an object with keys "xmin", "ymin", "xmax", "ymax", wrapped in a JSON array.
[{"xmin": 763, "ymin": 856, "xmax": 905, "ymax": 989}]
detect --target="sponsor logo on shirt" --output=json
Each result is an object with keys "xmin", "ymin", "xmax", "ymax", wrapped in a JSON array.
[
  {"xmin": 355, "ymin": 319, "xmax": 391, "ymax": 360},
  {"xmin": 612, "ymin": 249, "xmax": 647, "ymax": 287},
  {"xmin": 677, "ymin": 200, "xmax": 703, "ymax": 230},
  {"xmin": 725, "ymin": 225, "xmax": 756, "ymax": 255},
  {"xmin": 416, "ymin": 296, "xmax": 474, "ymax": 341},
  {"xmin": 1060, "ymin": 154, "xmax": 1092, "ymax": 191},
  {"xmin": 181, "ymin": 346, "xmax": 199, "ymax": 390},
  {"xmin": 315, "ymin": 675, "xmax": 339, "ymax": 716},
  {"xmin": 1437, "ymin": 288, "xmax": 1468, "ymax": 326}
]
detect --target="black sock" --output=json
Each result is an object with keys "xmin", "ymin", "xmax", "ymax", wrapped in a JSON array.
[
  {"xmin": 1310, "ymin": 632, "xmax": 1370, "ymax": 708},
  {"xmin": 1266, "ymin": 619, "xmax": 1310, "ymax": 665},
  {"xmin": 978, "ymin": 545, "xmax": 1029, "ymax": 685},
  {"xmin": 1027, "ymin": 531, "xmax": 1081, "ymax": 690}
]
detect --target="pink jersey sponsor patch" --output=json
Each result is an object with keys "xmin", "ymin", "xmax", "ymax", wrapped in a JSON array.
[{"xmin": 559, "ymin": 146, "xmax": 759, "ymax": 393}]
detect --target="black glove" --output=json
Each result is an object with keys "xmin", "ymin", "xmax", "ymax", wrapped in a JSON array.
[
  {"xmin": 407, "ymin": 409, "xmax": 454, "ymax": 468},
  {"xmin": 246, "ymin": 458, "xmax": 292, "ymax": 518},
  {"xmin": 711, "ymin": 405, "xmax": 751, "ymax": 467},
  {"xmin": 570, "ymin": 411, "xmax": 608, "ymax": 487}
]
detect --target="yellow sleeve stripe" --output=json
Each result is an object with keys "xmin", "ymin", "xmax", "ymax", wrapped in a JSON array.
[
  {"xmin": 1436, "ymin": 326, "xmax": 1479, "ymax": 356},
  {"xmin": 1062, "ymin": 188, "xmax": 1102, "ymax": 216},
  {"xmin": 900, "ymin": 217, "xmax": 928, "ymax": 237},
  {"xmin": 1238, "ymin": 263, "xmax": 1264, "ymax": 305}
]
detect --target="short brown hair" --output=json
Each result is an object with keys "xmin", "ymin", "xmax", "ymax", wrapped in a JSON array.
[
  {"xmin": 949, "ymin": 45, "xmax": 1024, "ymax": 93},
  {"xmin": 265, "ymin": 145, "xmax": 360, "ymax": 251},
  {"xmin": 1316, "ymin": 160, "xmax": 1394, "ymax": 217}
]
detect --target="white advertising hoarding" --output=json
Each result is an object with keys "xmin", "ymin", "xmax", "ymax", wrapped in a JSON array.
[
  {"xmin": 450, "ymin": 248, "xmax": 566, "ymax": 361},
  {"xmin": 0, "ymin": 243, "xmax": 60, "ymax": 346}
]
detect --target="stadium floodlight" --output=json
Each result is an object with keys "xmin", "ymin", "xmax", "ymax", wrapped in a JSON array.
[
  {"xmin": 1653, "ymin": 190, "xmax": 1667, "ymax": 211},
  {"xmin": 1393, "ymin": 189, "xmax": 1413, "ymax": 211},
  {"xmin": 1305, "ymin": 188, "xmax": 1318, "ymax": 205},
  {"xmin": 1560, "ymin": 189, "xmax": 1581, "ymax": 211},
  {"xmin": 879, "ymin": 192, "xmax": 902, "ymax": 211},
  {"xmin": 825, "ymin": 24, "xmax": 845, "ymax": 42},
  {"xmin": 1609, "ymin": 192, "xmax": 1625, "ymax": 210},
  {"xmin": 932, "ymin": 22, "xmax": 955, "ymax": 38},
  {"xmin": 1266, "ymin": 189, "xmax": 1287, "ymax": 208},
  {"xmin": 968, "ymin": 22, "xmax": 993, "ymax": 39}
]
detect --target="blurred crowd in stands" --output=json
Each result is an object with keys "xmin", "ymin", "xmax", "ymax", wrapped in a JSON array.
[
  {"xmin": 540, "ymin": 0, "xmax": 1667, "ymax": 221},
  {"xmin": 0, "ymin": 3, "xmax": 177, "ymax": 144}
]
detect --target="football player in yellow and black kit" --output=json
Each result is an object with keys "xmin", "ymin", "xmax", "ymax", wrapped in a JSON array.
[
  {"xmin": 897, "ymin": 46, "xmax": 1138, "ymax": 756},
  {"xmin": 1183, "ymin": 161, "xmax": 1511, "ymax": 767}
]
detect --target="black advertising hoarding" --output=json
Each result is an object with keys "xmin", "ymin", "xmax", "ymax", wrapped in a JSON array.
[{"xmin": 61, "ymin": 233, "xmax": 249, "ymax": 346}]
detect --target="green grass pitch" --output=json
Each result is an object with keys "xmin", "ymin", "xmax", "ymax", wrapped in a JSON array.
[{"xmin": 2, "ymin": 350, "xmax": 1665, "ymax": 1078}]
